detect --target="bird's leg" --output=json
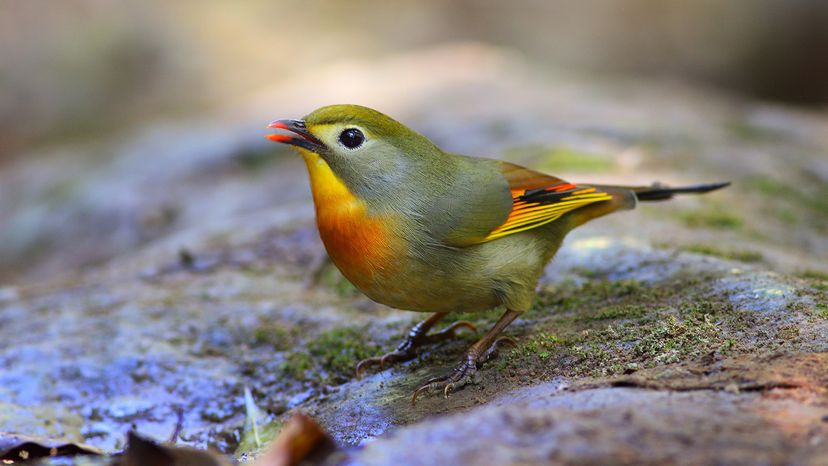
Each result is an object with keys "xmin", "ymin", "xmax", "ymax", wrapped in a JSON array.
[
  {"xmin": 356, "ymin": 312, "xmax": 477, "ymax": 378},
  {"xmin": 412, "ymin": 309, "xmax": 520, "ymax": 404}
]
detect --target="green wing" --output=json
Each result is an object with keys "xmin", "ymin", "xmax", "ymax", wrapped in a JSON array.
[{"xmin": 426, "ymin": 159, "xmax": 614, "ymax": 247}]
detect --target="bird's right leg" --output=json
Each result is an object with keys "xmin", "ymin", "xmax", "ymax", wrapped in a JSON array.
[{"xmin": 356, "ymin": 312, "xmax": 476, "ymax": 378}]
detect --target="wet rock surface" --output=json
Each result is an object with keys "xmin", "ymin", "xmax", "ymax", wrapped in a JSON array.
[
  {"xmin": 1, "ymin": 44, "xmax": 827, "ymax": 464},
  {"xmin": 344, "ymin": 384, "xmax": 828, "ymax": 466}
]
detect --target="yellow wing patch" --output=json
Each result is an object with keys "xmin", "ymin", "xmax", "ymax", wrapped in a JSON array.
[{"xmin": 482, "ymin": 184, "xmax": 612, "ymax": 241}]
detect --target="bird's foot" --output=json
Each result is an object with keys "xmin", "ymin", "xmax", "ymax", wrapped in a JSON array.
[
  {"xmin": 411, "ymin": 335, "xmax": 516, "ymax": 404},
  {"xmin": 355, "ymin": 320, "xmax": 477, "ymax": 378}
]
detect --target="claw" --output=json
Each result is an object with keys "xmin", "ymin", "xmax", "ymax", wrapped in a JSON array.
[
  {"xmin": 356, "ymin": 314, "xmax": 476, "ymax": 379},
  {"xmin": 410, "ymin": 309, "xmax": 522, "ymax": 404},
  {"xmin": 379, "ymin": 353, "xmax": 395, "ymax": 371},
  {"xmin": 355, "ymin": 357, "xmax": 381, "ymax": 379},
  {"xmin": 411, "ymin": 358, "xmax": 477, "ymax": 405},
  {"xmin": 356, "ymin": 347, "xmax": 418, "ymax": 379},
  {"xmin": 356, "ymin": 349, "xmax": 414, "ymax": 378},
  {"xmin": 479, "ymin": 335, "xmax": 518, "ymax": 364},
  {"xmin": 412, "ymin": 376, "xmax": 444, "ymax": 405},
  {"xmin": 411, "ymin": 372, "xmax": 466, "ymax": 405},
  {"xmin": 420, "ymin": 320, "xmax": 477, "ymax": 344},
  {"xmin": 411, "ymin": 384, "xmax": 430, "ymax": 405},
  {"xmin": 444, "ymin": 320, "xmax": 477, "ymax": 335},
  {"xmin": 410, "ymin": 336, "xmax": 516, "ymax": 403},
  {"xmin": 495, "ymin": 336, "xmax": 517, "ymax": 347}
]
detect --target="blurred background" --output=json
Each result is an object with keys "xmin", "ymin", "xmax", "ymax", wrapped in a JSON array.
[{"xmin": 2, "ymin": 0, "xmax": 828, "ymax": 285}]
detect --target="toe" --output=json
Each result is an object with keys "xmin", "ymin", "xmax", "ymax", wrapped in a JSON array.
[
  {"xmin": 355, "ymin": 357, "xmax": 382, "ymax": 379},
  {"xmin": 411, "ymin": 377, "xmax": 443, "ymax": 405},
  {"xmin": 478, "ymin": 335, "xmax": 518, "ymax": 364},
  {"xmin": 379, "ymin": 351, "xmax": 400, "ymax": 371},
  {"xmin": 421, "ymin": 320, "xmax": 478, "ymax": 344},
  {"xmin": 445, "ymin": 320, "xmax": 477, "ymax": 335}
]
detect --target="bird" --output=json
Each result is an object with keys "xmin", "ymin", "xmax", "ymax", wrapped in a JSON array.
[{"xmin": 266, "ymin": 104, "xmax": 729, "ymax": 403}]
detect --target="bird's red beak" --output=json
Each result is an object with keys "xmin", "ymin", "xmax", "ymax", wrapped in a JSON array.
[{"xmin": 266, "ymin": 119, "xmax": 325, "ymax": 152}]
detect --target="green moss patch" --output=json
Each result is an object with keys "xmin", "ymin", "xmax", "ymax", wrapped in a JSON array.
[
  {"xmin": 498, "ymin": 273, "xmax": 767, "ymax": 380},
  {"xmin": 675, "ymin": 206, "xmax": 743, "ymax": 230},
  {"xmin": 798, "ymin": 269, "xmax": 828, "ymax": 282},
  {"xmin": 281, "ymin": 352, "xmax": 315, "ymax": 380},
  {"xmin": 514, "ymin": 332, "xmax": 562, "ymax": 361},
  {"xmin": 251, "ymin": 322, "xmax": 296, "ymax": 351},
  {"xmin": 681, "ymin": 244, "xmax": 764, "ymax": 263},
  {"xmin": 589, "ymin": 304, "xmax": 648, "ymax": 321},
  {"xmin": 280, "ymin": 326, "xmax": 381, "ymax": 385},
  {"xmin": 745, "ymin": 175, "xmax": 828, "ymax": 222},
  {"xmin": 536, "ymin": 279, "xmax": 667, "ymax": 314}
]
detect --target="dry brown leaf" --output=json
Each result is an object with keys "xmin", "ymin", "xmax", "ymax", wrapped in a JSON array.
[{"xmin": 254, "ymin": 413, "xmax": 335, "ymax": 466}]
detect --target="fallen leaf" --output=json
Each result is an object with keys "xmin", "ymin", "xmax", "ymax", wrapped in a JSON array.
[
  {"xmin": 0, "ymin": 433, "xmax": 103, "ymax": 463},
  {"xmin": 116, "ymin": 431, "xmax": 232, "ymax": 466},
  {"xmin": 254, "ymin": 413, "xmax": 335, "ymax": 466}
]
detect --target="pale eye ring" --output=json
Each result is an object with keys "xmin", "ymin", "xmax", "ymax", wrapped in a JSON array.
[{"xmin": 338, "ymin": 128, "xmax": 365, "ymax": 149}]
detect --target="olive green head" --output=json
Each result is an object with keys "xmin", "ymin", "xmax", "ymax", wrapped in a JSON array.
[{"xmin": 267, "ymin": 105, "xmax": 445, "ymax": 199}]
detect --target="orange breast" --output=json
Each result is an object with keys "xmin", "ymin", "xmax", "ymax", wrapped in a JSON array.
[{"xmin": 299, "ymin": 150, "xmax": 397, "ymax": 290}]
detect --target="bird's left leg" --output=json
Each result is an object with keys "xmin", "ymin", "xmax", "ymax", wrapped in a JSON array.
[
  {"xmin": 356, "ymin": 312, "xmax": 477, "ymax": 378},
  {"xmin": 412, "ymin": 309, "xmax": 519, "ymax": 404}
]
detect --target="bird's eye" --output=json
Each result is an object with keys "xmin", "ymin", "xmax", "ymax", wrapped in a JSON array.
[{"xmin": 338, "ymin": 128, "xmax": 365, "ymax": 149}]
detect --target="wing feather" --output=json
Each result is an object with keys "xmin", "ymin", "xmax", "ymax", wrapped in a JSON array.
[{"xmin": 478, "ymin": 162, "xmax": 613, "ymax": 242}]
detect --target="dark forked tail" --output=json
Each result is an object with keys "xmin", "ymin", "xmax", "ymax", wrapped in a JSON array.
[
  {"xmin": 562, "ymin": 181, "xmax": 729, "ymax": 229},
  {"xmin": 632, "ymin": 182, "xmax": 731, "ymax": 202}
]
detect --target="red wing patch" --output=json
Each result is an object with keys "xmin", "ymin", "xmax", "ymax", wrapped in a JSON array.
[{"xmin": 482, "ymin": 182, "xmax": 612, "ymax": 241}]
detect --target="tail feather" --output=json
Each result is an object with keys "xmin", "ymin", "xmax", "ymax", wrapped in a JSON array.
[
  {"xmin": 565, "ymin": 181, "xmax": 729, "ymax": 229},
  {"xmin": 630, "ymin": 182, "xmax": 731, "ymax": 202}
]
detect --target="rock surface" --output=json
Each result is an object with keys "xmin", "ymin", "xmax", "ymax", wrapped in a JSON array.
[{"xmin": 1, "ymin": 44, "xmax": 827, "ymax": 465}]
